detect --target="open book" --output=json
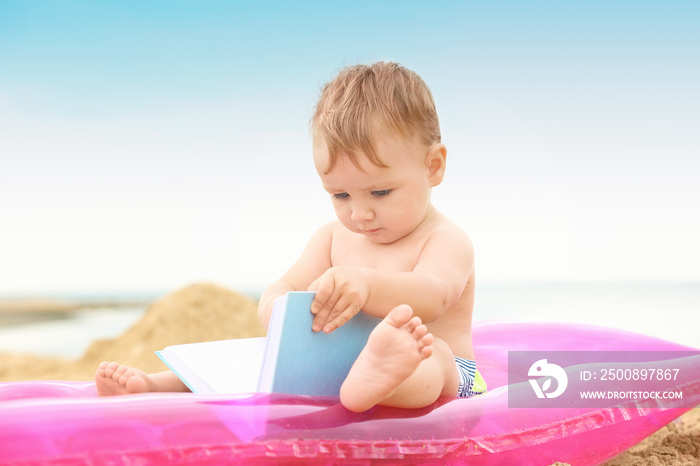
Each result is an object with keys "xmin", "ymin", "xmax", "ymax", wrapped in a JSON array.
[
  {"xmin": 156, "ymin": 291, "xmax": 381, "ymax": 396},
  {"xmin": 155, "ymin": 337, "xmax": 266, "ymax": 394}
]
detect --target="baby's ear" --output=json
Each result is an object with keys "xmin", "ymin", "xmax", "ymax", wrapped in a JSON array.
[{"xmin": 426, "ymin": 144, "xmax": 447, "ymax": 187}]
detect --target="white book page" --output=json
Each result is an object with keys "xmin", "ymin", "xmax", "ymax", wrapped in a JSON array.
[{"xmin": 158, "ymin": 337, "xmax": 267, "ymax": 394}]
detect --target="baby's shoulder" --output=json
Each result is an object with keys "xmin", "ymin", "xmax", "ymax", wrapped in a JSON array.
[
  {"xmin": 426, "ymin": 213, "xmax": 473, "ymax": 246},
  {"xmin": 418, "ymin": 215, "xmax": 474, "ymax": 265},
  {"xmin": 312, "ymin": 220, "xmax": 353, "ymax": 243},
  {"xmin": 317, "ymin": 220, "xmax": 345, "ymax": 236}
]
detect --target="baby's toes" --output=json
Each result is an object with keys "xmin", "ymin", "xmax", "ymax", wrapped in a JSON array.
[
  {"xmin": 112, "ymin": 364, "xmax": 128, "ymax": 381},
  {"xmin": 104, "ymin": 361, "xmax": 121, "ymax": 378},
  {"xmin": 96, "ymin": 361, "xmax": 109, "ymax": 376},
  {"xmin": 413, "ymin": 323, "xmax": 429, "ymax": 339}
]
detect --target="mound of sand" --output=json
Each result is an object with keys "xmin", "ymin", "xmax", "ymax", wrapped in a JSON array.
[{"xmin": 0, "ymin": 282, "xmax": 265, "ymax": 382}]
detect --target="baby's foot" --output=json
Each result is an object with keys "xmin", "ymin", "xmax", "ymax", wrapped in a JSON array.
[
  {"xmin": 95, "ymin": 361, "xmax": 155, "ymax": 396},
  {"xmin": 340, "ymin": 304, "xmax": 433, "ymax": 412}
]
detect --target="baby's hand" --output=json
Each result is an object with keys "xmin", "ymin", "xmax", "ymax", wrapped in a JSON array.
[{"xmin": 308, "ymin": 267, "xmax": 370, "ymax": 333}]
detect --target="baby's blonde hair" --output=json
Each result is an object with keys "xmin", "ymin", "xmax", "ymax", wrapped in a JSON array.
[{"xmin": 312, "ymin": 62, "xmax": 441, "ymax": 172}]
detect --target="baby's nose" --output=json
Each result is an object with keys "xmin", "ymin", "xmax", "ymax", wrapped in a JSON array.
[{"xmin": 351, "ymin": 203, "xmax": 375, "ymax": 222}]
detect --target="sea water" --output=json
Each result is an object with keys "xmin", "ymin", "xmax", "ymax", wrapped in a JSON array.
[
  {"xmin": 0, "ymin": 306, "xmax": 147, "ymax": 358},
  {"xmin": 475, "ymin": 282, "xmax": 700, "ymax": 348},
  {"xmin": 0, "ymin": 282, "xmax": 698, "ymax": 359}
]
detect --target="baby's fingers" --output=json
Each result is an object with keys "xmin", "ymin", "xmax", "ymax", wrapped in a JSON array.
[
  {"xmin": 310, "ymin": 277, "xmax": 337, "ymax": 331},
  {"xmin": 309, "ymin": 275, "xmax": 332, "ymax": 314},
  {"xmin": 308, "ymin": 276, "xmax": 322, "ymax": 294},
  {"xmin": 321, "ymin": 301, "xmax": 361, "ymax": 333}
]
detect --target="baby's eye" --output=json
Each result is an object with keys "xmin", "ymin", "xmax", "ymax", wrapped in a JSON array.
[
  {"xmin": 371, "ymin": 189, "xmax": 391, "ymax": 197},
  {"xmin": 333, "ymin": 193, "xmax": 350, "ymax": 200}
]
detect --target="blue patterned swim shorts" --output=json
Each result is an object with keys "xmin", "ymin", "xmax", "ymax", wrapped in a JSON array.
[{"xmin": 455, "ymin": 356, "xmax": 488, "ymax": 398}]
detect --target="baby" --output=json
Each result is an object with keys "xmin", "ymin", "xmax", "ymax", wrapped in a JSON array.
[{"xmin": 96, "ymin": 62, "xmax": 486, "ymax": 412}]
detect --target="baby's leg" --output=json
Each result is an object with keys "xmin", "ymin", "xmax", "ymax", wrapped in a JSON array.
[
  {"xmin": 339, "ymin": 305, "xmax": 459, "ymax": 412},
  {"xmin": 95, "ymin": 362, "xmax": 190, "ymax": 396}
]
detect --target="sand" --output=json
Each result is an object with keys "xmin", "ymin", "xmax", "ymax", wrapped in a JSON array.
[
  {"xmin": 0, "ymin": 282, "xmax": 697, "ymax": 465},
  {"xmin": 602, "ymin": 410, "xmax": 700, "ymax": 466}
]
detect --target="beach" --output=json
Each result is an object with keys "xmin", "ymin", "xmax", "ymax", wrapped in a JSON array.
[
  {"xmin": 0, "ymin": 283, "xmax": 266, "ymax": 382},
  {"xmin": 0, "ymin": 282, "xmax": 697, "ymax": 465}
]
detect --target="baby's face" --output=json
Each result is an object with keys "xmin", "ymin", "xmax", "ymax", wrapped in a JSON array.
[{"xmin": 313, "ymin": 134, "xmax": 435, "ymax": 244}]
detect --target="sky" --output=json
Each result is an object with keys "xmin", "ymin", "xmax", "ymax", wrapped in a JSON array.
[{"xmin": 1, "ymin": 1, "xmax": 698, "ymax": 296}]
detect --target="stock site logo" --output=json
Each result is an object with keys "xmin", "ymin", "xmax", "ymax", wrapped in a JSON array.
[{"xmin": 528, "ymin": 359, "xmax": 568, "ymax": 398}]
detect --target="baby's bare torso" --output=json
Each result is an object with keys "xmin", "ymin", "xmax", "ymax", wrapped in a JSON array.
[{"xmin": 327, "ymin": 215, "xmax": 475, "ymax": 360}]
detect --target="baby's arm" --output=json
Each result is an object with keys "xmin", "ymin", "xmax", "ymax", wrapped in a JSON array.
[
  {"xmin": 311, "ymin": 225, "xmax": 473, "ymax": 330},
  {"xmin": 257, "ymin": 223, "xmax": 333, "ymax": 328},
  {"xmin": 364, "ymin": 227, "xmax": 473, "ymax": 320}
]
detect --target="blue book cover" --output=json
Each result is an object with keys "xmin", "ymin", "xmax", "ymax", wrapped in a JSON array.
[{"xmin": 257, "ymin": 291, "xmax": 381, "ymax": 396}]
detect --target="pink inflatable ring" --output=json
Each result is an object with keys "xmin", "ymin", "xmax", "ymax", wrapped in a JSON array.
[{"xmin": 1, "ymin": 321, "xmax": 698, "ymax": 465}]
